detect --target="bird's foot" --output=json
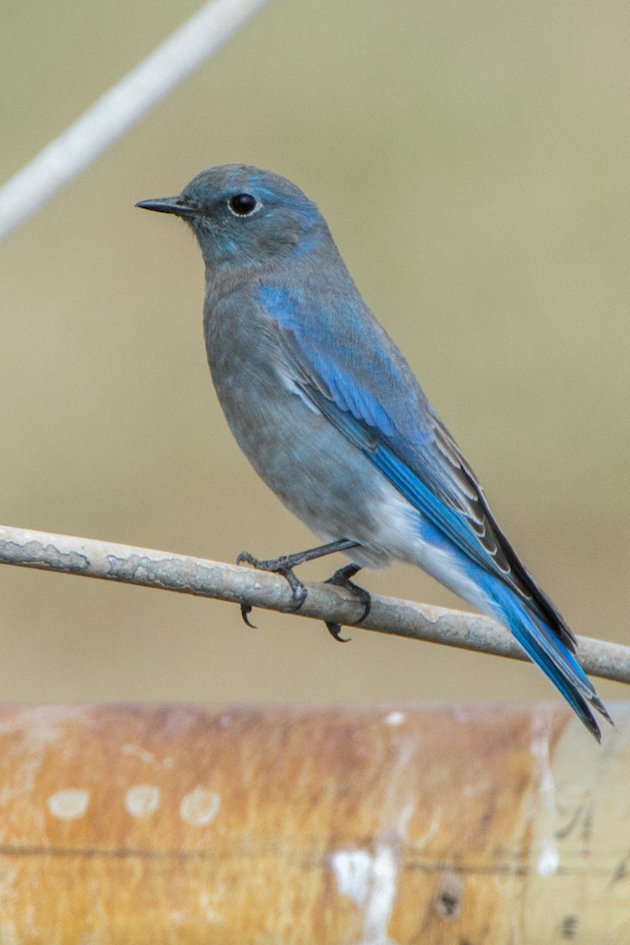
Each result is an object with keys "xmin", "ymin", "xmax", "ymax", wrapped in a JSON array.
[
  {"xmin": 323, "ymin": 563, "xmax": 371, "ymax": 643},
  {"xmin": 237, "ymin": 550, "xmax": 308, "ymax": 627},
  {"xmin": 236, "ymin": 538, "xmax": 361, "ymax": 629}
]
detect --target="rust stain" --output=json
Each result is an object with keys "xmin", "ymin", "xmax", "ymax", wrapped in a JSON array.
[{"xmin": 0, "ymin": 703, "xmax": 625, "ymax": 944}]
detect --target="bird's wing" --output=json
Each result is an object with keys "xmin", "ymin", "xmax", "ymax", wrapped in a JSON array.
[{"xmin": 259, "ymin": 284, "xmax": 576, "ymax": 651}]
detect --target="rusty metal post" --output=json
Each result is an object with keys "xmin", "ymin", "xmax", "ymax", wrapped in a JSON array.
[{"xmin": 0, "ymin": 703, "xmax": 626, "ymax": 943}]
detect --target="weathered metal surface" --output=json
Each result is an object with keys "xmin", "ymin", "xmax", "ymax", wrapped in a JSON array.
[{"xmin": 0, "ymin": 703, "xmax": 626, "ymax": 943}]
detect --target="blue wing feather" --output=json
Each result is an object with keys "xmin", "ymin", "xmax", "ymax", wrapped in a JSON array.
[
  {"xmin": 257, "ymin": 284, "xmax": 565, "ymax": 615},
  {"xmin": 257, "ymin": 284, "xmax": 610, "ymax": 738}
]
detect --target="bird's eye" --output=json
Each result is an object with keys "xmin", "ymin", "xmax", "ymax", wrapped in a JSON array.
[{"xmin": 228, "ymin": 193, "xmax": 260, "ymax": 217}]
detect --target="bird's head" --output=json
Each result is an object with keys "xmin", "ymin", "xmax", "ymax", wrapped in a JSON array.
[{"xmin": 137, "ymin": 164, "xmax": 326, "ymax": 270}]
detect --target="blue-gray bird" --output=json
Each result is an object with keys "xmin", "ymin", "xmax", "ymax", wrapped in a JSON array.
[{"xmin": 137, "ymin": 164, "xmax": 610, "ymax": 740}]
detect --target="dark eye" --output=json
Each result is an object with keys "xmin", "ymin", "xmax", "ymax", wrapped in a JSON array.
[{"xmin": 228, "ymin": 193, "xmax": 260, "ymax": 217}]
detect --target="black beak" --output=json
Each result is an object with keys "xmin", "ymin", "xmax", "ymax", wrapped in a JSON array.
[{"xmin": 135, "ymin": 196, "xmax": 199, "ymax": 217}]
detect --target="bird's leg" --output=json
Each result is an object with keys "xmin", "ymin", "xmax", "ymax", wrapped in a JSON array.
[
  {"xmin": 236, "ymin": 538, "xmax": 360, "ymax": 627},
  {"xmin": 323, "ymin": 563, "xmax": 371, "ymax": 642}
]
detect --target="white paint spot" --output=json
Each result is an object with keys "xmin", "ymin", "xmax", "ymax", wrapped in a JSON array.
[
  {"xmin": 361, "ymin": 846, "xmax": 398, "ymax": 944},
  {"xmin": 383, "ymin": 711, "xmax": 406, "ymax": 727},
  {"xmin": 180, "ymin": 787, "xmax": 221, "ymax": 826},
  {"xmin": 125, "ymin": 784, "xmax": 160, "ymax": 818},
  {"xmin": 47, "ymin": 789, "xmax": 89, "ymax": 820},
  {"xmin": 530, "ymin": 715, "xmax": 560, "ymax": 877},
  {"xmin": 413, "ymin": 804, "xmax": 442, "ymax": 849},
  {"xmin": 331, "ymin": 847, "xmax": 398, "ymax": 944},
  {"xmin": 122, "ymin": 744, "xmax": 156, "ymax": 765},
  {"xmin": 537, "ymin": 841, "xmax": 559, "ymax": 876},
  {"xmin": 198, "ymin": 890, "xmax": 225, "ymax": 924},
  {"xmin": 331, "ymin": 850, "xmax": 373, "ymax": 906}
]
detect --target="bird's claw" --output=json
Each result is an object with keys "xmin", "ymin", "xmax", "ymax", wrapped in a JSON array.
[
  {"xmin": 279, "ymin": 566, "xmax": 308, "ymax": 611},
  {"xmin": 325, "ymin": 621, "xmax": 351, "ymax": 643},
  {"xmin": 240, "ymin": 603, "xmax": 257, "ymax": 629},
  {"xmin": 323, "ymin": 563, "xmax": 371, "ymax": 643},
  {"xmin": 236, "ymin": 549, "xmax": 308, "ymax": 628}
]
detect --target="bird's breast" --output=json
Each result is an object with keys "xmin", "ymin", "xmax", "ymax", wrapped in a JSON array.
[{"xmin": 200, "ymin": 290, "xmax": 401, "ymax": 563}]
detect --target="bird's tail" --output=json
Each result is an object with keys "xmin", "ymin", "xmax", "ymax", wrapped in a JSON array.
[{"xmin": 489, "ymin": 583, "xmax": 612, "ymax": 741}]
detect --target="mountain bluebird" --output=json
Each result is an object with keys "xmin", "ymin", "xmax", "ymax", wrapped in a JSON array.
[{"xmin": 137, "ymin": 164, "xmax": 610, "ymax": 740}]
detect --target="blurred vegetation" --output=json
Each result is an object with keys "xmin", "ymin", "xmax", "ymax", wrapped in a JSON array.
[{"xmin": 0, "ymin": 0, "xmax": 628, "ymax": 712}]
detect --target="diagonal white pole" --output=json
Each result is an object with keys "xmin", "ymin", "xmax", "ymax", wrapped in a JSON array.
[{"xmin": 0, "ymin": 0, "xmax": 270, "ymax": 240}]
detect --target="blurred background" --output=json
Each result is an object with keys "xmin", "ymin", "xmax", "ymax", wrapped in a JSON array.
[{"xmin": 1, "ymin": 0, "xmax": 628, "ymax": 711}]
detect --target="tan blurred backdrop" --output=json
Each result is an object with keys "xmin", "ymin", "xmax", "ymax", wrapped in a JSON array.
[{"xmin": 0, "ymin": 0, "xmax": 628, "ymax": 710}]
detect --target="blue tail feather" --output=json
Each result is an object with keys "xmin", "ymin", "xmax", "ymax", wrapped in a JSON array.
[
  {"xmin": 412, "ymin": 516, "xmax": 611, "ymax": 740},
  {"xmin": 490, "ymin": 583, "xmax": 610, "ymax": 741}
]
